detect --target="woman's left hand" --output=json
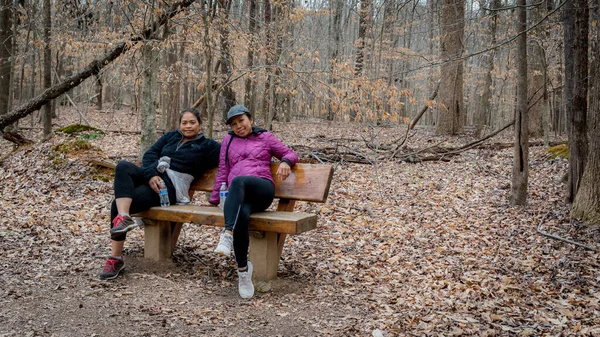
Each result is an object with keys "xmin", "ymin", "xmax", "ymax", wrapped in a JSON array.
[{"xmin": 276, "ymin": 162, "xmax": 291, "ymax": 181}]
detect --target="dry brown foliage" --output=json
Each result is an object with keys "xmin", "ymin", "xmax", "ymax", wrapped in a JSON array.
[{"xmin": 0, "ymin": 107, "xmax": 598, "ymax": 336}]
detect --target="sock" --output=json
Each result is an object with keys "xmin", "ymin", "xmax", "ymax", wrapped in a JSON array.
[
  {"xmin": 111, "ymin": 256, "xmax": 123, "ymax": 260},
  {"xmin": 119, "ymin": 213, "xmax": 130, "ymax": 217}
]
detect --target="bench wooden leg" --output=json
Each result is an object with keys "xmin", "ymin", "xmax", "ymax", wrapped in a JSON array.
[
  {"xmin": 249, "ymin": 231, "xmax": 279, "ymax": 283},
  {"xmin": 144, "ymin": 219, "xmax": 172, "ymax": 261}
]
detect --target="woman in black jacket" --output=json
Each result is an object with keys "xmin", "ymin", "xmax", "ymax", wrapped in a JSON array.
[{"xmin": 99, "ymin": 108, "xmax": 220, "ymax": 280}]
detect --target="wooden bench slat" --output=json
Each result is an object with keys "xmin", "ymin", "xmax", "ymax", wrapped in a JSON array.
[
  {"xmin": 189, "ymin": 163, "xmax": 334, "ymax": 203},
  {"xmin": 134, "ymin": 205, "xmax": 318, "ymax": 234}
]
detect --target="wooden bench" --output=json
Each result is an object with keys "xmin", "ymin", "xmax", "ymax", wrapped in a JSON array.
[{"xmin": 133, "ymin": 163, "xmax": 334, "ymax": 285}]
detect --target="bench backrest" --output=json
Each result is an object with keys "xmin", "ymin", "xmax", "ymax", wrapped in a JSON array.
[{"xmin": 191, "ymin": 163, "xmax": 334, "ymax": 203}]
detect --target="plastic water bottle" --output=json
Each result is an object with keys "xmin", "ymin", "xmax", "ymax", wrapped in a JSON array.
[
  {"xmin": 159, "ymin": 180, "xmax": 170, "ymax": 207},
  {"xmin": 219, "ymin": 182, "xmax": 228, "ymax": 210}
]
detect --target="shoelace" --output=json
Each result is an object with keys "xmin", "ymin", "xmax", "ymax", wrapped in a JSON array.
[{"xmin": 103, "ymin": 259, "xmax": 117, "ymax": 272}]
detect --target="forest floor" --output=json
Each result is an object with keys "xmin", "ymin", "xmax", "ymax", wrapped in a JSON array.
[{"xmin": 1, "ymin": 107, "xmax": 599, "ymax": 337}]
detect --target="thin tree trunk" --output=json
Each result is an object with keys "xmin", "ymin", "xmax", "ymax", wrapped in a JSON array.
[
  {"xmin": 244, "ymin": 0, "xmax": 257, "ymax": 111},
  {"xmin": 95, "ymin": 73, "xmax": 103, "ymax": 111},
  {"xmin": 217, "ymin": 0, "xmax": 236, "ymax": 123},
  {"xmin": 510, "ymin": 0, "xmax": 529, "ymax": 205},
  {"xmin": 42, "ymin": 0, "xmax": 52, "ymax": 139},
  {"xmin": 140, "ymin": 40, "xmax": 157, "ymax": 159},
  {"xmin": 263, "ymin": 0, "xmax": 273, "ymax": 128},
  {"xmin": 327, "ymin": 0, "xmax": 343, "ymax": 121},
  {"xmin": 165, "ymin": 22, "xmax": 180, "ymax": 131},
  {"xmin": 0, "ymin": 0, "xmax": 13, "ymax": 120}
]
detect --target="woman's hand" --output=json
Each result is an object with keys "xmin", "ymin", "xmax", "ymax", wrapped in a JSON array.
[
  {"xmin": 276, "ymin": 162, "xmax": 291, "ymax": 181},
  {"xmin": 149, "ymin": 176, "xmax": 163, "ymax": 194}
]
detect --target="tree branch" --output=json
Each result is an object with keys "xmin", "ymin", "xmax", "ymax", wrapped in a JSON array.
[{"xmin": 0, "ymin": 0, "xmax": 197, "ymax": 131}]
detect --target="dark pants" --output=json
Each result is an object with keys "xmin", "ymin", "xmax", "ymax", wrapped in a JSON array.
[
  {"xmin": 110, "ymin": 161, "xmax": 174, "ymax": 241},
  {"xmin": 224, "ymin": 176, "xmax": 275, "ymax": 268}
]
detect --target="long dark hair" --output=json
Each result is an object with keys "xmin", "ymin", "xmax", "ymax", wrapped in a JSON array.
[{"xmin": 179, "ymin": 108, "xmax": 202, "ymax": 124}]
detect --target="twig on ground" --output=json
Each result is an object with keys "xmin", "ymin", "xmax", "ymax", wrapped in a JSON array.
[{"xmin": 537, "ymin": 211, "xmax": 597, "ymax": 251}]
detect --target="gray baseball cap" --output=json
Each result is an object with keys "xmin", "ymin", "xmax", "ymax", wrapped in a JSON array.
[{"xmin": 226, "ymin": 105, "xmax": 250, "ymax": 124}]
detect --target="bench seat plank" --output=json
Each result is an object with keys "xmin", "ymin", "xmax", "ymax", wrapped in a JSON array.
[{"xmin": 134, "ymin": 205, "xmax": 317, "ymax": 234}]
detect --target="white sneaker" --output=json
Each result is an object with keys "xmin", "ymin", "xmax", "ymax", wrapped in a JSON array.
[
  {"xmin": 238, "ymin": 261, "xmax": 254, "ymax": 299},
  {"xmin": 215, "ymin": 232, "xmax": 233, "ymax": 256}
]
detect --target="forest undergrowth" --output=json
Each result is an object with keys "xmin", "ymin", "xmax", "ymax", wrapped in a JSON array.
[{"xmin": 0, "ymin": 107, "xmax": 599, "ymax": 336}]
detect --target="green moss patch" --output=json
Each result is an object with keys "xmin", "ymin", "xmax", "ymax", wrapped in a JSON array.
[
  {"xmin": 57, "ymin": 124, "xmax": 103, "ymax": 134},
  {"xmin": 546, "ymin": 144, "xmax": 569, "ymax": 159},
  {"xmin": 52, "ymin": 139, "xmax": 96, "ymax": 154}
]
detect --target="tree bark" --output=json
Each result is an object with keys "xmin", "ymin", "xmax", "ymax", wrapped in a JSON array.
[
  {"xmin": 350, "ymin": 0, "xmax": 371, "ymax": 121},
  {"xmin": 165, "ymin": 22, "xmax": 181, "ymax": 132},
  {"xmin": 572, "ymin": 0, "xmax": 600, "ymax": 223},
  {"xmin": 436, "ymin": 0, "xmax": 465, "ymax": 135},
  {"xmin": 42, "ymin": 0, "xmax": 52, "ymax": 139},
  {"xmin": 475, "ymin": 0, "xmax": 499, "ymax": 138},
  {"xmin": 354, "ymin": 0, "xmax": 370, "ymax": 78},
  {"xmin": 510, "ymin": 0, "xmax": 529, "ymax": 205},
  {"xmin": 0, "ymin": 0, "xmax": 13, "ymax": 119},
  {"xmin": 263, "ymin": 0, "xmax": 274, "ymax": 128},
  {"xmin": 140, "ymin": 39, "xmax": 157, "ymax": 159},
  {"xmin": 564, "ymin": 0, "xmax": 589, "ymax": 203},
  {"xmin": 244, "ymin": 0, "xmax": 257, "ymax": 111},
  {"xmin": 217, "ymin": 0, "xmax": 236, "ymax": 123},
  {"xmin": 0, "ymin": 0, "xmax": 196, "ymax": 131},
  {"xmin": 327, "ymin": 0, "xmax": 343, "ymax": 121}
]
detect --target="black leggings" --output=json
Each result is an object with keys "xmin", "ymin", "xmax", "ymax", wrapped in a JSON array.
[
  {"xmin": 224, "ymin": 176, "xmax": 275, "ymax": 268},
  {"xmin": 110, "ymin": 161, "xmax": 174, "ymax": 241}
]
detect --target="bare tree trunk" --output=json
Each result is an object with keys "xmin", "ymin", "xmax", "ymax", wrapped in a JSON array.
[
  {"xmin": 564, "ymin": 0, "xmax": 589, "ymax": 203},
  {"xmin": 350, "ymin": 0, "xmax": 371, "ymax": 121},
  {"xmin": 354, "ymin": 0, "xmax": 370, "ymax": 77},
  {"xmin": 475, "ymin": 0, "xmax": 499, "ymax": 138},
  {"xmin": 326, "ymin": 0, "xmax": 343, "ymax": 121},
  {"xmin": 527, "ymin": 7, "xmax": 544, "ymax": 137},
  {"xmin": 140, "ymin": 40, "xmax": 157, "ymax": 159},
  {"xmin": 0, "ymin": 0, "xmax": 13, "ymax": 121},
  {"xmin": 510, "ymin": 0, "xmax": 529, "ymax": 205},
  {"xmin": 427, "ymin": 0, "xmax": 437, "ymax": 126},
  {"xmin": 263, "ymin": 0, "xmax": 273, "ymax": 128},
  {"xmin": 42, "ymin": 0, "xmax": 52, "ymax": 139},
  {"xmin": 217, "ymin": 0, "xmax": 236, "ymax": 123},
  {"xmin": 244, "ymin": 0, "xmax": 257, "ymax": 111},
  {"xmin": 205, "ymin": 4, "xmax": 215, "ymax": 138},
  {"xmin": 572, "ymin": 1, "xmax": 600, "ymax": 223},
  {"xmin": 95, "ymin": 73, "xmax": 103, "ymax": 111},
  {"xmin": 164, "ymin": 22, "xmax": 180, "ymax": 131},
  {"xmin": 436, "ymin": 0, "xmax": 464, "ymax": 135}
]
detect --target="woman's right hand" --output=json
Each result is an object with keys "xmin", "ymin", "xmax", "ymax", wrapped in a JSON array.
[{"xmin": 149, "ymin": 176, "xmax": 163, "ymax": 194}]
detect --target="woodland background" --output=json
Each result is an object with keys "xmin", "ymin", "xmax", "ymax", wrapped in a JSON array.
[{"xmin": 0, "ymin": 0, "xmax": 600, "ymax": 336}]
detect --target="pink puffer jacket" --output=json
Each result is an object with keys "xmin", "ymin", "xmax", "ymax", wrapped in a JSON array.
[{"xmin": 209, "ymin": 127, "xmax": 298, "ymax": 204}]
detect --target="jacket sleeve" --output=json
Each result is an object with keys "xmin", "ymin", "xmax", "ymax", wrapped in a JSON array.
[
  {"xmin": 209, "ymin": 135, "xmax": 231, "ymax": 205},
  {"xmin": 267, "ymin": 132, "xmax": 298, "ymax": 167},
  {"xmin": 141, "ymin": 132, "xmax": 171, "ymax": 181}
]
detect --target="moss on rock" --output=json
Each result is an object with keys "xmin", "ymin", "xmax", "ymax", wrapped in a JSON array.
[{"xmin": 57, "ymin": 124, "xmax": 103, "ymax": 134}]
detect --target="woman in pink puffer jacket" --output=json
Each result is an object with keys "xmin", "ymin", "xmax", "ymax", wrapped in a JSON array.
[{"xmin": 210, "ymin": 105, "xmax": 298, "ymax": 299}]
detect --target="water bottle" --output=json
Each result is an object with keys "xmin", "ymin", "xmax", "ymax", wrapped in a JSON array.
[
  {"xmin": 219, "ymin": 182, "xmax": 228, "ymax": 210},
  {"xmin": 159, "ymin": 180, "xmax": 170, "ymax": 207}
]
